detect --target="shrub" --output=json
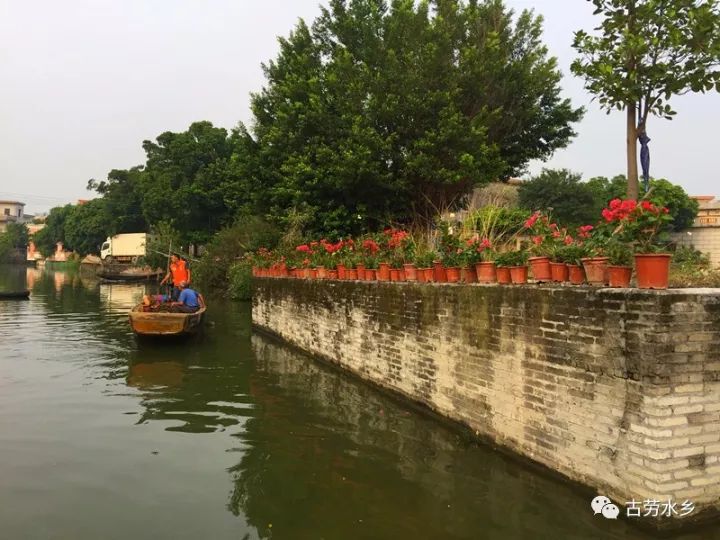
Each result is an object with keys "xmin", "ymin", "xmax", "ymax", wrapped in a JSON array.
[
  {"xmin": 668, "ymin": 246, "xmax": 719, "ymax": 287},
  {"xmin": 228, "ymin": 261, "xmax": 253, "ymax": 300},
  {"xmin": 193, "ymin": 215, "xmax": 280, "ymax": 293}
]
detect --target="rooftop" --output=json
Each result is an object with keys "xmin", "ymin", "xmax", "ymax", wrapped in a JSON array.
[{"xmin": 0, "ymin": 200, "xmax": 25, "ymax": 206}]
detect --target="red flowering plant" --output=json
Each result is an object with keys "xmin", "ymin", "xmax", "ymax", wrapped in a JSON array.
[
  {"xmin": 463, "ymin": 236, "xmax": 494, "ymax": 265},
  {"xmin": 252, "ymin": 247, "xmax": 275, "ymax": 269},
  {"xmin": 335, "ymin": 237, "xmax": 361, "ymax": 268},
  {"xmin": 601, "ymin": 198, "xmax": 672, "ymax": 253},
  {"xmin": 360, "ymin": 236, "xmax": 381, "ymax": 269},
  {"xmin": 294, "ymin": 243, "xmax": 316, "ymax": 268},
  {"xmin": 382, "ymin": 228, "xmax": 415, "ymax": 265},
  {"xmin": 315, "ymin": 238, "xmax": 344, "ymax": 269},
  {"xmin": 522, "ymin": 211, "xmax": 555, "ymax": 257}
]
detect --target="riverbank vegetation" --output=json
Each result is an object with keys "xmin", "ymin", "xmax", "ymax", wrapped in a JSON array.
[
  {"xmin": 0, "ymin": 223, "xmax": 29, "ymax": 263},
  {"xmin": 247, "ymin": 189, "xmax": 707, "ymax": 290}
]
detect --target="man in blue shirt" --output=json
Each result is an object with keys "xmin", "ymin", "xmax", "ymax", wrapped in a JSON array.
[{"xmin": 172, "ymin": 281, "xmax": 205, "ymax": 313}]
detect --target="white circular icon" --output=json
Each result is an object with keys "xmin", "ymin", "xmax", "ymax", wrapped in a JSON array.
[
  {"xmin": 602, "ymin": 503, "xmax": 620, "ymax": 519},
  {"xmin": 591, "ymin": 495, "xmax": 612, "ymax": 515}
]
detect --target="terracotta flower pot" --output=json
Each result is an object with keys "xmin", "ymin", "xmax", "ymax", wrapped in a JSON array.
[
  {"xmin": 398, "ymin": 268, "xmax": 406, "ymax": 281},
  {"xmin": 337, "ymin": 264, "xmax": 347, "ymax": 280},
  {"xmin": 327, "ymin": 270, "xmax": 338, "ymax": 280},
  {"xmin": 462, "ymin": 266, "xmax": 477, "ymax": 283},
  {"xmin": 390, "ymin": 269, "xmax": 400, "ymax": 281},
  {"xmin": 346, "ymin": 268, "xmax": 358, "ymax": 280},
  {"xmin": 510, "ymin": 266, "xmax": 528, "ymax": 284},
  {"xmin": 635, "ymin": 253, "xmax": 671, "ymax": 289},
  {"xmin": 366, "ymin": 269, "xmax": 377, "ymax": 280},
  {"xmin": 446, "ymin": 267, "xmax": 461, "ymax": 283},
  {"xmin": 475, "ymin": 262, "xmax": 496, "ymax": 283},
  {"xmin": 550, "ymin": 262, "xmax": 569, "ymax": 283},
  {"xmin": 423, "ymin": 268, "xmax": 434, "ymax": 282},
  {"xmin": 309, "ymin": 269, "xmax": 318, "ymax": 279},
  {"xmin": 356, "ymin": 264, "xmax": 366, "ymax": 280},
  {"xmin": 301, "ymin": 268, "xmax": 311, "ymax": 279},
  {"xmin": 404, "ymin": 263, "xmax": 418, "ymax": 282},
  {"xmin": 316, "ymin": 266, "xmax": 327, "ymax": 279},
  {"xmin": 529, "ymin": 256, "xmax": 551, "ymax": 282},
  {"xmin": 433, "ymin": 261, "xmax": 447, "ymax": 283},
  {"xmin": 496, "ymin": 267, "xmax": 511, "ymax": 284},
  {"xmin": 567, "ymin": 265, "xmax": 585, "ymax": 285},
  {"xmin": 252, "ymin": 267, "xmax": 259, "ymax": 277},
  {"xmin": 582, "ymin": 257, "xmax": 609, "ymax": 286},
  {"xmin": 417, "ymin": 269, "xmax": 427, "ymax": 283},
  {"xmin": 378, "ymin": 262, "xmax": 391, "ymax": 281},
  {"xmin": 608, "ymin": 265, "xmax": 632, "ymax": 288}
]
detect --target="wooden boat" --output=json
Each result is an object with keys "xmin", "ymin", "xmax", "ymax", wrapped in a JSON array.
[
  {"xmin": 128, "ymin": 304, "xmax": 206, "ymax": 336},
  {"xmin": 0, "ymin": 290, "xmax": 30, "ymax": 300},
  {"xmin": 98, "ymin": 268, "xmax": 163, "ymax": 282}
]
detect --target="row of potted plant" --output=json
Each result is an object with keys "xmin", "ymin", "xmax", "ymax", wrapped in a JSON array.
[{"xmin": 250, "ymin": 197, "xmax": 675, "ymax": 289}]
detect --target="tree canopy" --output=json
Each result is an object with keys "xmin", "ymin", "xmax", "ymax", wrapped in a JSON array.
[{"xmin": 251, "ymin": 0, "xmax": 583, "ymax": 234}]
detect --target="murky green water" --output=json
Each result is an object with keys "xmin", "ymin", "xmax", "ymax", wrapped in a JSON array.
[{"xmin": 0, "ymin": 265, "xmax": 717, "ymax": 540}]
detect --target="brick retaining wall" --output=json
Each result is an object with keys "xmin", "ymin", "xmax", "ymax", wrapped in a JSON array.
[{"xmin": 252, "ymin": 278, "xmax": 720, "ymax": 528}]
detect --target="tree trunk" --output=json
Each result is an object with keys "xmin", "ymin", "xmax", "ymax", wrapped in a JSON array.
[{"xmin": 626, "ymin": 104, "xmax": 639, "ymax": 200}]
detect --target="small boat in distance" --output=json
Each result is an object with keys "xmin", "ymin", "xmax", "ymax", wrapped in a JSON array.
[
  {"xmin": 0, "ymin": 290, "xmax": 30, "ymax": 300},
  {"xmin": 97, "ymin": 266, "xmax": 163, "ymax": 282},
  {"xmin": 128, "ymin": 305, "xmax": 206, "ymax": 337}
]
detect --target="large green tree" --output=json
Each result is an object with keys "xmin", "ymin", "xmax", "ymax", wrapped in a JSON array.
[
  {"xmin": 251, "ymin": 0, "xmax": 583, "ymax": 235},
  {"xmin": 64, "ymin": 199, "xmax": 111, "ymax": 256},
  {"xmin": 518, "ymin": 169, "xmax": 599, "ymax": 227},
  {"xmin": 572, "ymin": 0, "xmax": 720, "ymax": 199},
  {"xmin": 87, "ymin": 166, "xmax": 147, "ymax": 235},
  {"xmin": 138, "ymin": 121, "xmax": 244, "ymax": 244}
]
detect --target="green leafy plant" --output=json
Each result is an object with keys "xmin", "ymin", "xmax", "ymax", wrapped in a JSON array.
[
  {"xmin": 414, "ymin": 249, "xmax": 436, "ymax": 268},
  {"xmin": 606, "ymin": 239, "xmax": 633, "ymax": 267},
  {"xmin": 557, "ymin": 244, "xmax": 589, "ymax": 266},
  {"xmin": 502, "ymin": 250, "xmax": 529, "ymax": 267}
]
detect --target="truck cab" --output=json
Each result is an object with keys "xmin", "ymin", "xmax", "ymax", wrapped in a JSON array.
[{"xmin": 100, "ymin": 239, "xmax": 111, "ymax": 260}]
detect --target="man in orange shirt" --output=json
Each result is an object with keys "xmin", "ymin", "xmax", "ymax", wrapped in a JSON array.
[{"xmin": 160, "ymin": 254, "xmax": 191, "ymax": 301}]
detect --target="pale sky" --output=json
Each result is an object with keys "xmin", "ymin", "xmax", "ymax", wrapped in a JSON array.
[{"xmin": 1, "ymin": 0, "xmax": 718, "ymax": 214}]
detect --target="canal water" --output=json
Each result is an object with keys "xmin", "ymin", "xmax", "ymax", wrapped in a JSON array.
[{"xmin": 0, "ymin": 265, "xmax": 717, "ymax": 540}]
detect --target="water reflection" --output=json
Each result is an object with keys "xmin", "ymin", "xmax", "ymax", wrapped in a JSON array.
[{"xmin": 127, "ymin": 361, "xmax": 185, "ymax": 390}]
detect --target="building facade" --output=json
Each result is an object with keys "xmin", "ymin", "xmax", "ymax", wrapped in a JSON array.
[
  {"xmin": 672, "ymin": 196, "xmax": 720, "ymax": 266},
  {"xmin": 0, "ymin": 200, "xmax": 26, "ymax": 232}
]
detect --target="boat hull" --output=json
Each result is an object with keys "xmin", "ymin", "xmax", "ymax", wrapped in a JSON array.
[
  {"xmin": 128, "ymin": 305, "xmax": 206, "ymax": 336},
  {"xmin": 0, "ymin": 290, "xmax": 30, "ymax": 300}
]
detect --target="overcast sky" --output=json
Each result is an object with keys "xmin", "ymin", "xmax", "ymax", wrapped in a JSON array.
[{"xmin": 1, "ymin": 0, "xmax": 718, "ymax": 214}]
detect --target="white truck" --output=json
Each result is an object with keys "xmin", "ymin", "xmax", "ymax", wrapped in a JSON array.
[{"xmin": 100, "ymin": 233, "xmax": 149, "ymax": 264}]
